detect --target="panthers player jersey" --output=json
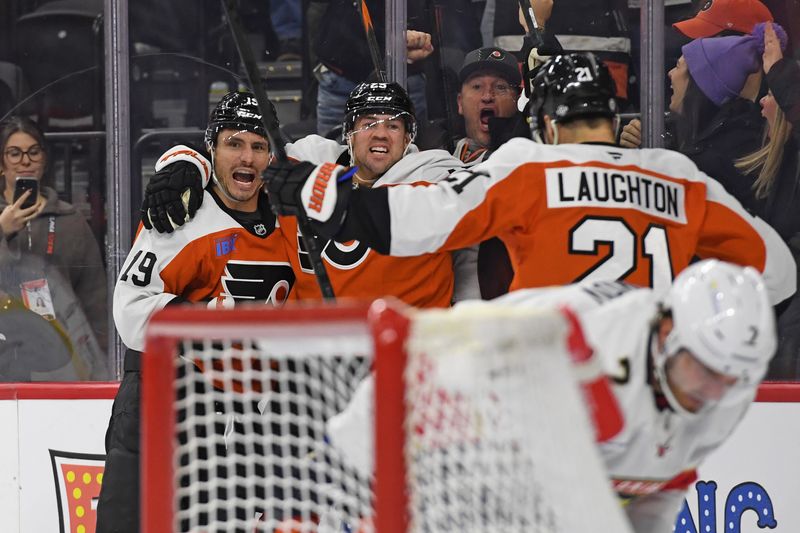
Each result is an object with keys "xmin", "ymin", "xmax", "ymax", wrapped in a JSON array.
[
  {"xmin": 114, "ymin": 191, "xmax": 294, "ymax": 351},
  {"xmin": 284, "ymin": 135, "xmax": 474, "ymax": 307},
  {"xmin": 342, "ymin": 138, "xmax": 796, "ymax": 304},
  {"xmin": 495, "ymin": 281, "xmax": 759, "ymax": 533}
]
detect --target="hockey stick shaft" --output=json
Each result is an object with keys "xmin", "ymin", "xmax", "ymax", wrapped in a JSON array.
[
  {"xmin": 221, "ymin": 0, "xmax": 336, "ymax": 300},
  {"xmin": 222, "ymin": 0, "xmax": 286, "ymax": 161},
  {"xmin": 432, "ymin": 2, "xmax": 457, "ymax": 152},
  {"xmin": 358, "ymin": 0, "xmax": 388, "ymax": 82},
  {"xmin": 517, "ymin": 0, "xmax": 545, "ymax": 49}
]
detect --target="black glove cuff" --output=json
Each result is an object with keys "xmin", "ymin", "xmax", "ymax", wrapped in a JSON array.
[{"xmin": 308, "ymin": 177, "xmax": 353, "ymax": 240}]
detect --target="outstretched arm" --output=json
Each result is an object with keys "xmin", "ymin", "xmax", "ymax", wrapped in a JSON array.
[{"xmin": 265, "ymin": 138, "xmax": 543, "ymax": 258}]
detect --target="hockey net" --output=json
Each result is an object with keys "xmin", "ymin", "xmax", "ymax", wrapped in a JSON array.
[{"xmin": 141, "ymin": 299, "xmax": 632, "ymax": 533}]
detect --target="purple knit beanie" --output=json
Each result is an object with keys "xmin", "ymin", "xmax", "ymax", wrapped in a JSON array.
[{"xmin": 682, "ymin": 22, "xmax": 787, "ymax": 106}]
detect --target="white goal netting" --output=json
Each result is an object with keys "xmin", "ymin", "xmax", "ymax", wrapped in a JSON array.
[{"xmin": 141, "ymin": 300, "xmax": 631, "ymax": 533}]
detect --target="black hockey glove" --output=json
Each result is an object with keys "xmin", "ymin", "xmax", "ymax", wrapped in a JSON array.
[
  {"xmin": 264, "ymin": 160, "xmax": 356, "ymax": 237},
  {"xmin": 141, "ymin": 145, "xmax": 212, "ymax": 233}
]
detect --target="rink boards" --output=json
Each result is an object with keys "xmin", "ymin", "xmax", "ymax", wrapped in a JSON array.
[{"xmin": 0, "ymin": 382, "xmax": 797, "ymax": 533}]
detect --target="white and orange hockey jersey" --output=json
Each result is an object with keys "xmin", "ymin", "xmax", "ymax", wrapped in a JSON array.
[
  {"xmin": 114, "ymin": 191, "xmax": 294, "ymax": 351},
  {"xmin": 495, "ymin": 281, "xmax": 761, "ymax": 533},
  {"xmin": 338, "ymin": 138, "xmax": 796, "ymax": 303},
  {"xmin": 284, "ymin": 135, "xmax": 478, "ymax": 307}
]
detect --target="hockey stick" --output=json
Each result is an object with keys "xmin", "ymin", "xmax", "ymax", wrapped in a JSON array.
[
  {"xmin": 357, "ymin": 0, "xmax": 388, "ymax": 82},
  {"xmin": 221, "ymin": 0, "xmax": 336, "ymax": 300},
  {"xmin": 431, "ymin": 0, "xmax": 457, "ymax": 153},
  {"xmin": 517, "ymin": 0, "xmax": 545, "ymax": 50}
]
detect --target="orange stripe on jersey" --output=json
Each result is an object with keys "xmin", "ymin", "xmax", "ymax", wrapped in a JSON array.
[{"xmin": 159, "ymin": 226, "xmax": 293, "ymax": 304}]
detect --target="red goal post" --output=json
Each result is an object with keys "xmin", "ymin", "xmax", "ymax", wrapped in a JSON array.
[{"xmin": 141, "ymin": 299, "xmax": 631, "ymax": 533}]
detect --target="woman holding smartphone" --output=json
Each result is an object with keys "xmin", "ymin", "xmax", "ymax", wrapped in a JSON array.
[{"xmin": 0, "ymin": 116, "xmax": 109, "ymax": 378}]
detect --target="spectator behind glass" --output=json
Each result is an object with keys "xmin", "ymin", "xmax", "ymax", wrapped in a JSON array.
[
  {"xmin": 0, "ymin": 117, "xmax": 109, "ymax": 375},
  {"xmin": 734, "ymin": 24, "xmax": 795, "ymax": 232},
  {"xmin": 314, "ymin": 0, "xmax": 434, "ymax": 137},
  {"xmin": 452, "ymin": 46, "xmax": 521, "ymax": 300},
  {"xmin": 455, "ymin": 47, "xmax": 521, "ymax": 162},
  {"xmin": 270, "ymin": 0, "xmax": 301, "ymax": 61},
  {"xmin": 672, "ymin": 26, "xmax": 771, "ymax": 152},
  {"xmin": 621, "ymin": 25, "xmax": 773, "ymax": 196},
  {"xmin": 734, "ymin": 22, "xmax": 800, "ymax": 379},
  {"xmin": 620, "ymin": 0, "xmax": 774, "ymax": 152}
]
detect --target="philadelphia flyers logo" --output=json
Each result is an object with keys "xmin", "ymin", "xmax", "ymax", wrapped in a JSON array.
[
  {"xmin": 297, "ymin": 232, "xmax": 370, "ymax": 272},
  {"xmin": 209, "ymin": 260, "xmax": 295, "ymax": 308}
]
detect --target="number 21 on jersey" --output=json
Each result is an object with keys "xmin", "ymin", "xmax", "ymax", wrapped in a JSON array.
[{"xmin": 569, "ymin": 216, "xmax": 674, "ymax": 291}]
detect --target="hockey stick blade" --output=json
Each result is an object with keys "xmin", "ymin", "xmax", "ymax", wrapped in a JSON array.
[
  {"xmin": 358, "ymin": 0, "xmax": 387, "ymax": 82},
  {"xmin": 221, "ymin": 0, "xmax": 336, "ymax": 300}
]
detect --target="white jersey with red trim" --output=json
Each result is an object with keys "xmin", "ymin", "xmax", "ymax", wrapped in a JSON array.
[
  {"xmin": 114, "ymin": 192, "xmax": 294, "ymax": 351},
  {"xmin": 494, "ymin": 281, "xmax": 758, "ymax": 533},
  {"xmin": 361, "ymin": 138, "xmax": 795, "ymax": 304},
  {"xmin": 283, "ymin": 135, "xmax": 479, "ymax": 306}
]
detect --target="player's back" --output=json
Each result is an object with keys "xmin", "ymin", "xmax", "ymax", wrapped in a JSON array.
[{"xmin": 492, "ymin": 140, "xmax": 767, "ymax": 292}]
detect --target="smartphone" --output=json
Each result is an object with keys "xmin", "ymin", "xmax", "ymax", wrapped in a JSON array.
[{"xmin": 13, "ymin": 177, "xmax": 39, "ymax": 209}]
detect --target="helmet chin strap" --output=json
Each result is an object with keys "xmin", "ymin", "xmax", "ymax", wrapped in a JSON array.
[
  {"xmin": 344, "ymin": 126, "xmax": 414, "ymax": 186},
  {"xmin": 209, "ymin": 145, "xmax": 247, "ymax": 205},
  {"xmin": 549, "ymin": 120, "xmax": 560, "ymax": 145}
]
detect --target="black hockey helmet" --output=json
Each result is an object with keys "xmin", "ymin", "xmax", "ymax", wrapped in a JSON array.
[
  {"xmin": 529, "ymin": 52, "xmax": 618, "ymax": 139},
  {"xmin": 343, "ymin": 82, "xmax": 417, "ymax": 139},
  {"xmin": 204, "ymin": 90, "xmax": 275, "ymax": 149}
]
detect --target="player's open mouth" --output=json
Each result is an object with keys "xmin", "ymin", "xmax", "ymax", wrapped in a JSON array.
[
  {"xmin": 369, "ymin": 146, "xmax": 389, "ymax": 154},
  {"xmin": 233, "ymin": 171, "xmax": 256, "ymax": 183}
]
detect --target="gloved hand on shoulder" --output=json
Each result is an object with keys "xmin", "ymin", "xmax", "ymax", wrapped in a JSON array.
[{"xmin": 141, "ymin": 145, "xmax": 212, "ymax": 233}]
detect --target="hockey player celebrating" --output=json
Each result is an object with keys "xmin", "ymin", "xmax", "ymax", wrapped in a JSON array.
[
  {"xmin": 324, "ymin": 259, "xmax": 778, "ymax": 533},
  {"xmin": 263, "ymin": 52, "xmax": 796, "ymax": 305},
  {"xmin": 142, "ymin": 82, "xmax": 479, "ymax": 305},
  {"xmin": 96, "ymin": 92, "xmax": 295, "ymax": 533}
]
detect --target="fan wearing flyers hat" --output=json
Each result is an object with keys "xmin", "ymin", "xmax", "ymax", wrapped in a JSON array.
[
  {"xmin": 454, "ymin": 46, "xmax": 525, "ymax": 300},
  {"xmin": 454, "ymin": 47, "xmax": 523, "ymax": 166}
]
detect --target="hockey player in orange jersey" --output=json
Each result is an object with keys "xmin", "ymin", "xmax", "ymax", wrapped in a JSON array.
[
  {"xmin": 141, "ymin": 82, "xmax": 480, "ymax": 307},
  {"xmin": 263, "ymin": 52, "xmax": 796, "ymax": 306},
  {"xmin": 96, "ymin": 92, "xmax": 295, "ymax": 533}
]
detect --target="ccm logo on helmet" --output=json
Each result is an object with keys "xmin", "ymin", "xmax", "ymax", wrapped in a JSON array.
[{"xmin": 308, "ymin": 162, "xmax": 337, "ymax": 213}]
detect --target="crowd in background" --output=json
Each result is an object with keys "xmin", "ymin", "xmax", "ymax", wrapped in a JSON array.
[{"xmin": 0, "ymin": 0, "xmax": 798, "ymax": 381}]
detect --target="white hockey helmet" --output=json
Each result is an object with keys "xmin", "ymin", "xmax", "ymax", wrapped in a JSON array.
[
  {"xmin": 661, "ymin": 259, "xmax": 777, "ymax": 385},
  {"xmin": 652, "ymin": 260, "xmax": 777, "ymax": 417}
]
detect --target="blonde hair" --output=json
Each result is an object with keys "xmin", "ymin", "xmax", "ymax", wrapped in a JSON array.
[{"xmin": 734, "ymin": 106, "xmax": 793, "ymax": 199}]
